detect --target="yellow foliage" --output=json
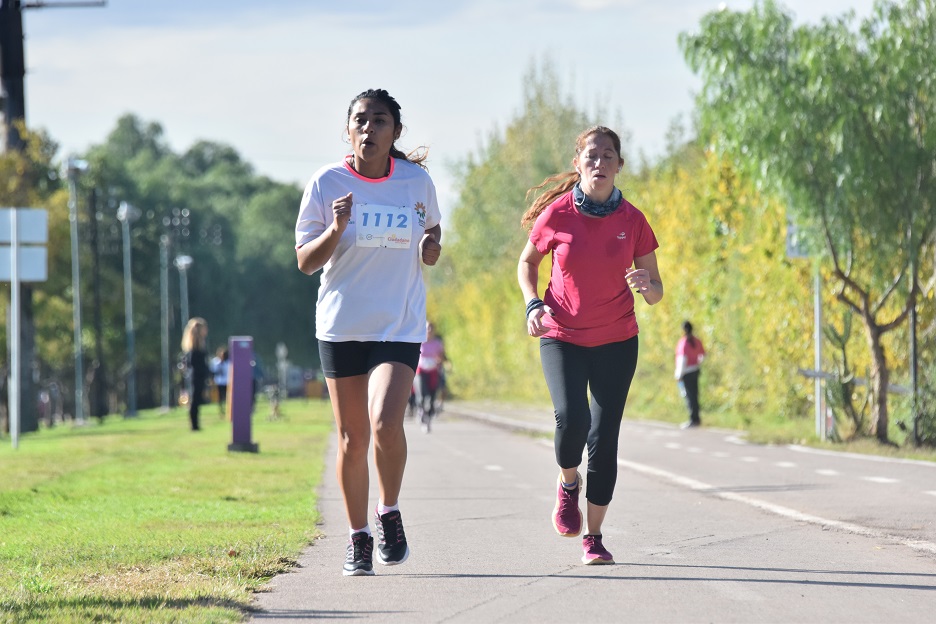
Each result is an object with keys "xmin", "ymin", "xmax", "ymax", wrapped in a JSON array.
[{"xmin": 632, "ymin": 150, "xmax": 815, "ymax": 421}]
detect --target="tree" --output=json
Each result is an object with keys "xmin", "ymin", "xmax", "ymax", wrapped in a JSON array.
[
  {"xmin": 429, "ymin": 62, "xmax": 599, "ymax": 400},
  {"xmin": 81, "ymin": 115, "xmax": 315, "ymax": 404},
  {"xmin": 0, "ymin": 127, "xmax": 66, "ymax": 429},
  {"xmin": 629, "ymin": 142, "xmax": 816, "ymax": 431},
  {"xmin": 680, "ymin": 0, "xmax": 936, "ymax": 442}
]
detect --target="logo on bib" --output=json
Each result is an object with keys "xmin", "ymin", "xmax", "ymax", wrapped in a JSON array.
[{"xmin": 415, "ymin": 201, "xmax": 427, "ymax": 227}]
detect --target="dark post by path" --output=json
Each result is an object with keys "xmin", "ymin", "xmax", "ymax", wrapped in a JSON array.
[{"xmin": 227, "ymin": 336, "xmax": 258, "ymax": 453}]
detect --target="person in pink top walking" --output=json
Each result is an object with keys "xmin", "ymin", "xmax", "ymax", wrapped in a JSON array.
[
  {"xmin": 518, "ymin": 125, "xmax": 664, "ymax": 566},
  {"xmin": 675, "ymin": 320, "xmax": 706, "ymax": 429},
  {"xmin": 415, "ymin": 321, "xmax": 446, "ymax": 433}
]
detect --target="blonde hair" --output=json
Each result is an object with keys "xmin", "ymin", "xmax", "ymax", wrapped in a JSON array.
[
  {"xmin": 520, "ymin": 126, "xmax": 624, "ymax": 229},
  {"xmin": 181, "ymin": 317, "xmax": 208, "ymax": 352}
]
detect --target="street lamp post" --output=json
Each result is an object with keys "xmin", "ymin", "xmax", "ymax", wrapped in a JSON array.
[
  {"xmin": 174, "ymin": 254, "xmax": 193, "ymax": 328},
  {"xmin": 786, "ymin": 219, "xmax": 826, "ymax": 440},
  {"xmin": 117, "ymin": 201, "xmax": 141, "ymax": 417},
  {"xmin": 66, "ymin": 156, "xmax": 88, "ymax": 423},
  {"xmin": 160, "ymin": 235, "xmax": 170, "ymax": 411}
]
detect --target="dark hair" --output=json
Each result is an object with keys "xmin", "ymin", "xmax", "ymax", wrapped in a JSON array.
[
  {"xmin": 683, "ymin": 321, "xmax": 696, "ymax": 347},
  {"xmin": 346, "ymin": 88, "xmax": 428, "ymax": 168},
  {"xmin": 521, "ymin": 125, "xmax": 624, "ymax": 229}
]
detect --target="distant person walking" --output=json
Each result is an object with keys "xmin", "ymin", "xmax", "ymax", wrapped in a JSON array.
[
  {"xmin": 181, "ymin": 317, "xmax": 210, "ymax": 432},
  {"xmin": 295, "ymin": 88, "xmax": 442, "ymax": 576},
  {"xmin": 211, "ymin": 346, "xmax": 230, "ymax": 417},
  {"xmin": 675, "ymin": 321, "xmax": 706, "ymax": 429},
  {"xmin": 518, "ymin": 126, "xmax": 663, "ymax": 565},
  {"xmin": 414, "ymin": 321, "xmax": 446, "ymax": 433}
]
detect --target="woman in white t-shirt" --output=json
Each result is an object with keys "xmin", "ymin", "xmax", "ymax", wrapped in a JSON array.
[
  {"xmin": 210, "ymin": 347, "xmax": 229, "ymax": 416},
  {"xmin": 295, "ymin": 88, "xmax": 442, "ymax": 577}
]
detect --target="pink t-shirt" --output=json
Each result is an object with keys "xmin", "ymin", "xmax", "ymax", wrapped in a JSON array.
[
  {"xmin": 417, "ymin": 337, "xmax": 445, "ymax": 372},
  {"xmin": 676, "ymin": 336, "xmax": 706, "ymax": 367},
  {"xmin": 529, "ymin": 191, "xmax": 659, "ymax": 347}
]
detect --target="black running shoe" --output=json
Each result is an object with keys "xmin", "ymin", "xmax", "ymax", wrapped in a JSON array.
[
  {"xmin": 374, "ymin": 508, "xmax": 410, "ymax": 565},
  {"xmin": 342, "ymin": 531, "xmax": 375, "ymax": 576}
]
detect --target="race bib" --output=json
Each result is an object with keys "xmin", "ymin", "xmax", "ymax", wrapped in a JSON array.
[{"xmin": 354, "ymin": 203, "xmax": 413, "ymax": 249}]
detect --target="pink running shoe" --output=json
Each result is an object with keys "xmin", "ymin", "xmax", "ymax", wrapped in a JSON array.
[
  {"xmin": 552, "ymin": 472, "xmax": 582, "ymax": 537},
  {"xmin": 581, "ymin": 534, "xmax": 614, "ymax": 565}
]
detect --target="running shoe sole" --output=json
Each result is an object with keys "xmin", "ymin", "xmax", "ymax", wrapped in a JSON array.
[
  {"xmin": 342, "ymin": 566, "xmax": 376, "ymax": 576},
  {"xmin": 376, "ymin": 545, "xmax": 410, "ymax": 566}
]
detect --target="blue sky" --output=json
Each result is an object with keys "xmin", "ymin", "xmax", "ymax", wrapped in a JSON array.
[{"xmin": 27, "ymin": 0, "xmax": 876, "ymax": 210}]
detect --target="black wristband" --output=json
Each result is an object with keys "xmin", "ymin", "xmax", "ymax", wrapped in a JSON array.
[{"xmin": 525, "ymin": 297, "xmax": 545, "ymax": 319}]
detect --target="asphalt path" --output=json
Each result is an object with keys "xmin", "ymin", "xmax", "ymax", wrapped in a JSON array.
[{"xmin": 250, "ymin": 402, "xmax": 936, "ymax": 623}]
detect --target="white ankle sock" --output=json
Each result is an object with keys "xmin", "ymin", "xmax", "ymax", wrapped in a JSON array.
[
  {"xmin": 350, "ymin": 525, "xmax": 371, "ymax": 538},
  {"xmin": 377, "ymin": 502, "xmax": 399, "ymax": 515}
]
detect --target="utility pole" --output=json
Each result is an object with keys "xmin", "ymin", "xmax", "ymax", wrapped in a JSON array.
[
  {"xmin": 88, "ymin": 186, "xmax": 107, "ymax": 419},
  {"xmin": 0, "ymin": 0, "xmax": 105, "ymax": 432},
  {"xmin": 1, "ymin": 1, "xmax": 36, "ymax": 433}
]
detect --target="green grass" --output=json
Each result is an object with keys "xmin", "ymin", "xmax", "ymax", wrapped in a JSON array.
[{"xmin": 0, "ymin": 398, "xmax": 333, "ymax": 623}]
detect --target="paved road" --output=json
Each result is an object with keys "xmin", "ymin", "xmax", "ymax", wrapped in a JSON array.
[{"xmin": 251, "ymin": 402, "xmax": 936, "ymax": 623}]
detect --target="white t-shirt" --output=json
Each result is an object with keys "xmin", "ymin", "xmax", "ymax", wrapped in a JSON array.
[
  {"xmin": 295, "ymin": 157, "xmax": 442, "ymax": 343},
  {"xmin": 211, "ymin": 357, "xmax": 229, "ymax": 385}
]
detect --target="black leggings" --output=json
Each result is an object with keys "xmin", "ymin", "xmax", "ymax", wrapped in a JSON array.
[
  {"xmin": 680, "ymin": 370, "xmax": 701, "ymax": 424},
  {"xmin": 414, "ymin": 370, "xmax": 440, "ymax": 420},
  {"xmin": 540, "ymin": 336, "xmax": 639, "ymax": 507}
]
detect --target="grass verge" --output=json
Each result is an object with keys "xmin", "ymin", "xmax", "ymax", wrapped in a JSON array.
[{"xmin": 0, "ymin": 398, "xmax": 332, "ymax": 623}]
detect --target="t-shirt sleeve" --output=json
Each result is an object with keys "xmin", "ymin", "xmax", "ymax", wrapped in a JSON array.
[
  {"xmin": 424, "ymin": 175, "xmax": 442, "ymax": 230},
  {"xmin": 529, "ymin": 205, "xmax": 557, "ymax": 255},
  {"xmin": 295, "ymin": 175, "xmax": 328, "ymax": 250},
  {"xmin": 633, "ymin": 210, "xmax": 659, "ymax": 258}
]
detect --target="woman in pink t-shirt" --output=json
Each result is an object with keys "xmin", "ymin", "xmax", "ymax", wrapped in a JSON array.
[
  {"xmin": 675, "ymin": 320, "xmax": 706, "ymax": 429},
  {"xmin": 414, "ymin": 321, "xmax": 446, "ymax": 433},
  {"xmin": 518, "ymin": 126, "xmax": 664, "ymax": 566}
]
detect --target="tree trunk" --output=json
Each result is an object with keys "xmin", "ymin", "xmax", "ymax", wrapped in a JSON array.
[{"xmin": 864, "ymin": 320, "xmax": 890, "ymax": 443}]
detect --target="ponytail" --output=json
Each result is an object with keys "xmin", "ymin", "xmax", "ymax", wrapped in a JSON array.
[
  {"xmin": 390, "ymin": 145, "xmax": 429, "ymax": 169},
  {"xmin": 521, "ymin": 171, "xmax": 579, "ymax": 229}
]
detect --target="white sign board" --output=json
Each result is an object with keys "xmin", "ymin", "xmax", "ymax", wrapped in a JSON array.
[
  {"xmin": 3, "ymin": 207, "xmax": 48, "ymax": 450},
  {"xmin": 785, "ymin": 221, "xmax": 810, "ymax": 260},
  {"xmin": 0, "ymin": 246, "xmax": 47, "ymax": 281},
  {"xmin": 0, "ymin": 208, "xmax": 48, "ymax": 243}
]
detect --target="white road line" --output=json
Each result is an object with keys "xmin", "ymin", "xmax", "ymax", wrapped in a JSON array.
[
  {"xmin": 788, "ymin": 444, "xmax": 936, "ymax": 467},
  {"xmin": 712, "ymin": 452, "xmax": 730, "ymax": 458},
  {"xmin": 485, "ymin": 465, "xmax": 503, "ymax": 471},
  {"xmin": 740, "ymin": 456, "xmax": 759, "ymax": 463},
  {"xmin": 926, "ymin": 491, "xmax": 936, "ymax": 497},
  {"xmin": 861, "ymin": 476, "xmax": 900, "ymax": 484},
  {"xmin": 617, "ymin": 457, "xmax": 936, "ymax": 556},
  {"xmin": 815, "ymin": 469, "xmax": 840, "ymax": 476},
  {"xmin": 687, "ymin": 447, "xmax": 703, "ymax": 454},
  {"xmin": 774, "ymin": 461, "xmax": 797, "ymax": 468},
  {"xmin": 664, "ymin": 443, "xmax": 682, "ymax": 450}
]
